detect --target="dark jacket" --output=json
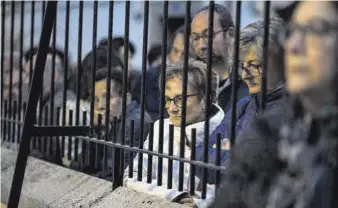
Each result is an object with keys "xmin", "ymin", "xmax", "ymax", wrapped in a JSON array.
[
  {"xmin": 131, "ymin": 65, "xmax": 169, "ymax": 121},
  {"xmin": 217, "ymin": 78, "xmax": 249, "ymax": 112},
  {"xmin": 210, "ymin": 97, "xmax": 337, "ymax": 208},
  {"xmin": 196, "ymin": 86, "xmax": 287, "ymax": 184},
  {"xmin": 96, "ymin": 100, "xmax": 152, "ymax": 179}
]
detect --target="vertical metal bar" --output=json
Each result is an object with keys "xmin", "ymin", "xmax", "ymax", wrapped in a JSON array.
[
  {"xmin": 178, "ymin": 0, "xmax": 191, "ymax": 192},
  {"xmin": 12, "ymin": 101, "xmax": 17, "ymax": 143},
  {"xmin": 56, "ymin": 107, "xmax": 61, "ymax": 159},
  {"xmin": 157, "ymin": 0, "xmax": 169, "ymax": 187},
  {"xmin": 167, "ymin": 124, "xmax": 174, "ymax": 189},
  {"xmin": 8, "ymin": 3, "xmax": 58, "ymax": 207},
  {"xmin": 90, "ymin": 0, "xmax": 98, "ymax": 133},
  {"xmin": 230, "ymin": 1, "xmax": 241, "ymax": 147},
  {"xmin": 96, "ymin": 114, "xmax": 102, "ymax": 170},
  {"xmin": 128, "ymin": 120, "xmax": 134, "ymax": 178},
  {"xmin": 147, "ymin": 122, "xmax": 154, "ymax": 183},
  {"xmin": 75, "ymin": 1, "xmax": 83, "ymax": 126},
  {"xmin": 61, "ymin": 0, "xmax": 70, "ymax": 159},
  {"xmin": 4, "ymin": 101, "xmax": 8, "ymax": 141},
  {"xmin": 43, "ymin": 106, "xmax": 48, "ymax": 154},
  {"xmin": 120, "ymin": 0, "xmax": 131, "ymax": 178},
  {"xmin": 104, "ymin": 0, "xmax": 114, "ymax": 175},
  {"xmin": 29, "ymin": 1, "xmax": 35, "ymax": 84},
  {"xmin": 18, "ymin": 1, "xmax": 25, "ymax": 143},
  {"xmin": 81, "ymin": 111, "xmax": 87, "ymax": 165},
  {"xmin": 260, "ymin": 1, "xmax": 270, "ymax": 111},
  {"xmin": 190, "ymin": 128, "xmax": 196, "ymax": 196},
  {"xmin": 112, "ymin": 116, "xmax": 121, "ymax": 189},
  {"xmin": 202, "ymin": 1, "xmax": 215, "ymax": 199},
  {"xmin": 68, "ymin": 110, "xmax": 73, "ymax": 160},
  {"xmin": 8, "ymin": 2, "xmax": 15, "ymax": 144},
  {"xmin": 137, "ymin": 0, "xmax": 149, "ymax": 182},
  {"xmin": 215, "ymin": 133, "xmax": 221, "ymax": 191},
  {"xmin": 50, "ymin": 4, "xmax": 57, "ymax": 127},
  {"xmin": 19, "ymin": 102, "xmax": 27, "ymax": 144},
  {"xmin": 42, "ymin": 0, "xmax": 46, "ymax": 21},
  {"xmin": 0, "ymin": 1, "xmax": 5, "ymax": 120}
]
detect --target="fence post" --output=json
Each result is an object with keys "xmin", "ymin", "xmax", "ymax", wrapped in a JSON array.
[{"xmin": 7, "ymin": 2, "xmax": 58, "ymax": 207}]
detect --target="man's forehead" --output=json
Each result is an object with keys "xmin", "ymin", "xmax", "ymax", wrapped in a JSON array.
[{"xmin": 191, "ymin": 11, "xmax": 221, "ymax": 32}]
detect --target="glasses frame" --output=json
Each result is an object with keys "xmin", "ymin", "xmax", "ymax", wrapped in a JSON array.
[
  {"xmin": 190, "ymin": 28, "xmax": 228, "ymax": 46},
  {"xmin": 165, "ymin": 93, "xmax": 198, "ymax": 109}
]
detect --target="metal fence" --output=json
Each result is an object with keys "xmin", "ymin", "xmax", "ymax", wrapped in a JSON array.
[{"xmin": 1, "ymin": 1, "xmax": 272, "ymax": 207}]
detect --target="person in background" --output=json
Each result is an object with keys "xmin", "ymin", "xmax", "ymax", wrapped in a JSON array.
[
  {"xmin": 92, "ymin": 67, "xmax": 152, "ymax": 179},
  {"xmin": 147, "ymin": 44, "xmax": 162, "ymax": 68},
  {"xmin": 195, "ymin": 17, "xmax": 286, "ymax": 185},
  {"xmin": 22, "ymin": 47, "xmax": 89, "ymax": 166},
  {"xmin": 3, "ymin": 51, "xmax": 26, "ymax": 103},
  {"xmin": 73, "ymin": 46, "xmax": 123, "ymax": 103},
  {"xmin": 191, "ymin": 4, "xmax": 249, "ymax": 112},
  {"xmin": 132, "ymin": 26, "xmax": 196, "ymax": 121},
  {"xmin": 124, "ymin": 60, "xmax": 224, "ymax": 208},
  {"xmin": 210, "ymin": 2, "xmax": 338, "ymax": 208},
  {"xmin": 168, "ymin": 25, "xmax": 197, "ymax": 65}
]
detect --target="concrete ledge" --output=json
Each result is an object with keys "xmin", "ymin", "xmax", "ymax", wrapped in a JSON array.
[{"xmin": 1, "ymin": 147, "xmax": 184, "ymax": 208}]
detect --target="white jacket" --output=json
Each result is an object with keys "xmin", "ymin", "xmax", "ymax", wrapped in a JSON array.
[{"xmin": 124, "ymin": 104, "xmax": 225, "ymax": 207}]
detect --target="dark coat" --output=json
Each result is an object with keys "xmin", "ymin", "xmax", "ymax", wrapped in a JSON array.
[
  {"xmin": 131, "ymin": 65, "xmax": 169, "ymax": 121},
  {"xmin": 96, "ymin": 100, "xmax": 152, "ymax": 179},
  {"xmin": 195, "ymin": 86, "xmax": 287, "ymax": 185},
  {"xmin": 210, "ymin": 96, "xmax": 338, "ymax": 208},
  {"xmin": 217, "ymin": 78, "xmax": 249, "ymax": 112}
]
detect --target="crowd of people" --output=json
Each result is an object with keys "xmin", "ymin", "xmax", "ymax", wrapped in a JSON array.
[{"xmin": 2, "ymin": 1, "xmax": 338, "ymax": 208}]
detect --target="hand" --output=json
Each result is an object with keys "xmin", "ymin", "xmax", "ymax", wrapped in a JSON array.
[{"xmin": 174, "ymin": 193, "xmax": 197, "ymax": 208}]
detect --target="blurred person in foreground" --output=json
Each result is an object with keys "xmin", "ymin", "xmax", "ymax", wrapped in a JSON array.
[
  {"xmin": 190, "ymin": 3, "xmax": 249, "ymax": 112},
  {"xmin": 195, "ymin": 17, "xmax": 287, "ymax": 185},
  {"xmin": 210, "ymin": 1, "xmax": 338, "ymax": 208},
  {"xmin": 124, "ymin": 60, "xmax": 224, "ymax": 208}
]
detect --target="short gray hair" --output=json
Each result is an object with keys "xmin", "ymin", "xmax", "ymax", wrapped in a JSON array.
[
  {"xmin": 161, "ymin": 59, "xmax": 218, "ymax": 103},
  {"xmin": 230, "ymin": 17, "xmax": 284, "ymax": 61}
]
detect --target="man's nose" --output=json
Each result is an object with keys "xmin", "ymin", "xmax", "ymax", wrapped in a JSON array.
[{"xmin": 287, "ymin": 32, "xmax": 304, "ymax": 55}]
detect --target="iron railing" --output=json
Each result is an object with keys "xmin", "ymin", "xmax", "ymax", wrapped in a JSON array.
[{"xmin": 0, "ymin": 1, "xmax": 293, "ymax": 207}]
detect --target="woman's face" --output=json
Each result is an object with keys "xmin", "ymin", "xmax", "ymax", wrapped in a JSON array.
[
  {"xmin": 165, "ymin": 77, "xmax": 204, "ymax": 127},
  {"xmin": 239, "ymin": 47, "xmax": 262, "ymax": 94},
  {"xmin": 285, "ymin": 1, "xmax": 338, "ymax": 94},
  {"xmin": 168, "ymin": 33, "xmax": 185, "ymax": 64},
  {"xmin": 94, "ymin": 79, "xmax": 122, "ymax": 125}
]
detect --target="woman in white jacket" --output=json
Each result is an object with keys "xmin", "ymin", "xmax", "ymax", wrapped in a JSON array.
[{"xmin": 124, "ymin": 59, "xmax": 225, "ymax": 207}]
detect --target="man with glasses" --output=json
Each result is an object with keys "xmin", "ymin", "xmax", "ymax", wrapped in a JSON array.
[{"xmin": 190, "ymin": 3, "xmax": 249, "ymax": 112}]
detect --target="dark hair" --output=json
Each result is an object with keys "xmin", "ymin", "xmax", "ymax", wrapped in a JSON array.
[
  {"xmin": 147, "ymin": 44, "xmax": 162, "ymax": 66},
  {"xmin": 99, "ymin": 37, "xmax": 136, "ymax": 56},
  {"xmin": 276, "ymin": 1, "xmax": 338, "ymax": 22},
  {"xmin": 24, "ymin": 46, "xmax": 66, "ymax": 65},
  {"xmin": 95, "ymin": 67, "xmax": 126, "ymax": 95},
  {"xmin": 195, "ymin": 3, "xmax": 234, "ymax": 31},
  {"xmin": 78, "ymin": 47, "xmax": 123, "ymax": 100},
  {"xmin": 168, "ymin": 25, "xmax": 185, "ymax": 54}
]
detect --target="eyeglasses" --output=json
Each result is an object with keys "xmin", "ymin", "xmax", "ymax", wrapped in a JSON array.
[
  {"xmin": 238, "ymin": 62, "xmax": 262, "ymax": 77},
  {"xmin": 165, "ymin": 94, "xmax": 197, "ymax": 109},
  {"xmin": 278, "ymin": 21, "xmax": 338, "ymax": 46},
  {"xmin": 190, "ymin": 29, "xmax": 227, "ymax": 46}
]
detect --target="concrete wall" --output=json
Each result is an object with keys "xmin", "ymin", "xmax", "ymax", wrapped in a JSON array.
[{"xmin": 1, "ymin": 147, "xmax": 184, "ymax": 208}]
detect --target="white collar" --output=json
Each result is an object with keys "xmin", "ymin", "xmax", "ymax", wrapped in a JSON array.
[{"xmin": 167, "ymin": 104, "xmax": 224, "ymax": 142}]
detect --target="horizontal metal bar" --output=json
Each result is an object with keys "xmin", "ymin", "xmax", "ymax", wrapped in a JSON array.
[
  {"xmin": 76, "ymin": 135, "xmax": 226, "ymax": 171},
  {"xmin": 1, "ymin": 118, "xmax": 24, "ymax": 125},
  {"xmin": 32, "ymin": 126, "xmax": 90, "ymax": 136}
]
